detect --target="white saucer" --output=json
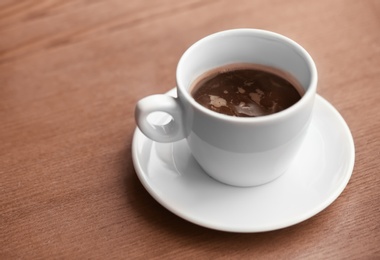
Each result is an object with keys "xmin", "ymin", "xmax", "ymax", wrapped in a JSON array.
[{"xmin": 132, "ymin": 89, "xmax": 355, "ymax": 233}]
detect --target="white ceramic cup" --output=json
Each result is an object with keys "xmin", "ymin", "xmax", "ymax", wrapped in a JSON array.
[{"xmin": 135, "ymin": 29, "xmax": 317, "ymax": 187}]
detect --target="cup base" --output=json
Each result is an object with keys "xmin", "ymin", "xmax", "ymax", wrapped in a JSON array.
[{"xmin": 202, "ymin": 168, "xmax": 288, "ymax": 187}]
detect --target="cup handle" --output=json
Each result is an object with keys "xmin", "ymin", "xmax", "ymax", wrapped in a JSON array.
[{"xmin": 135, "ymin": 94, "xmax": 186, "ymax": 143}]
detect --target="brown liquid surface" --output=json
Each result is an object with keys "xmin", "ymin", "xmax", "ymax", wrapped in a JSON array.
[{"xmin": 191, "ymin": 64, "xmax": 303, "ymax": 117}]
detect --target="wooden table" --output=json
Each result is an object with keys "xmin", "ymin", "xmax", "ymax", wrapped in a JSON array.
[{"xmin": 1, "ymin": 0, "xmax": 379, "ymax": 258}]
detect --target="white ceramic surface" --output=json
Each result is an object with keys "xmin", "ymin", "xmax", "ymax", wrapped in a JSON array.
[
  {"xmin": 135, "ymin": 29, "xmax": 318, "ymax": 186},
  {"xmin": 132, "ymin": 89, "xmax": 355, "ymax": 233}
]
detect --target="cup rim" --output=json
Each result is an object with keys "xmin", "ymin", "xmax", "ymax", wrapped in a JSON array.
[{"xmin": 176, "ymin": 28, "xmax": 318, "ymax": 123}]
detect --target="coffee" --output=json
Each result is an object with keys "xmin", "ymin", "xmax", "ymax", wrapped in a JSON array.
[{"xmin": 191, "ymin": 64, "xmax": 303, "ymax": 117}]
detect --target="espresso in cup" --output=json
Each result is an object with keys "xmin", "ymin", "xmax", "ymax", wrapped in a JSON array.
[
  {"xmin": 135, "ymin": 29, "xmax": 317, "ymax": 186},
  {"xmin": 191, "ymin": 64, "xmax": 303, "ymax": 117}
]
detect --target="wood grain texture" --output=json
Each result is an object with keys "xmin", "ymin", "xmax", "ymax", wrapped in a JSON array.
[{"xmin": 0, "ymin": 0, "xmax": 379, "ymax": 259}]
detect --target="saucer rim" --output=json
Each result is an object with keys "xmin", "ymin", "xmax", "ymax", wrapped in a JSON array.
[{"xmin": 132, "ymin": 90, "xmax": 355, "ymax": 232}]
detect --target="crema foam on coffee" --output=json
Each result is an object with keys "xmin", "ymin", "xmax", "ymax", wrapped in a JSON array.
[{"xmin": 191, "ymin": 64, "xmax": 303, "ymax": 117}]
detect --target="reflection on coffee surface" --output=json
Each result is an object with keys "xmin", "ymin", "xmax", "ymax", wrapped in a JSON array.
[{"xmin": 191, "ymin": 64, "xmax": 303, "ymax": 117}]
